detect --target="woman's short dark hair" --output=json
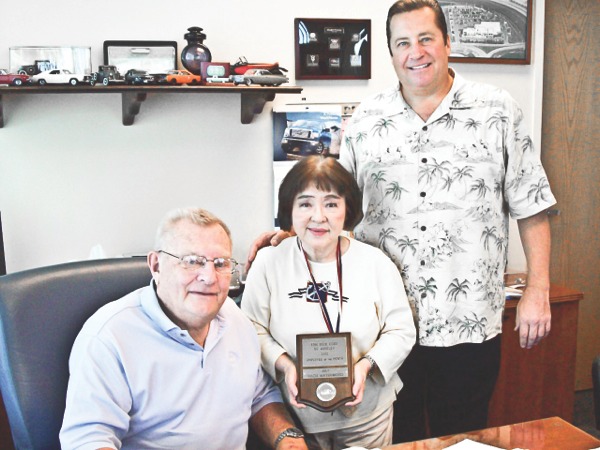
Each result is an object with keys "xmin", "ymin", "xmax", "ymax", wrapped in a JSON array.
[
  {"xmin": 277, "ymin": 156, "xmax": 363, "ymax": 232},
  {"xmin": 386, "ymin": 0, "xmax": 449, "ymax": 55}
]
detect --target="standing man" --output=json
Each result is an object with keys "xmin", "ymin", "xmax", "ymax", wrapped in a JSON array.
[
  {"xmin": 60, "ymin": 208, "xmax": 307, "ymax": 450},
  {"xmin": 339, "ymin": 0, "xmax": 556, "ymax": 442}
]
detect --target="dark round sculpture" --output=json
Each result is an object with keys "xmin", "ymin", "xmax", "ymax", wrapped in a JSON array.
[{"xmin": 181, "ymin": 26, "xmax": 212, "ymax": 75}]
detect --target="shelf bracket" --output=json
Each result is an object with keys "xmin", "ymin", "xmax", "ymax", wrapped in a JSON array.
[
  {"xmin": 240, "ymin": 92, "xmax": 276, "ymax": 124},
  {"xmin": 121, "ymin": 92, "xmax": 147, "ymax": 126}
]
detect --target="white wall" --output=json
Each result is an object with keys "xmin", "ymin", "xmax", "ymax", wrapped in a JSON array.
[{"xmin": 0, "ymin": 0, "xmax": 544, "ymax": 273}]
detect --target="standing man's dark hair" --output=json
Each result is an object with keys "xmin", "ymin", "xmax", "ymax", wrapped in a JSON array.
[{"xmin": 386, "ymin": 0, "xmax": 449, "ymax": 55}]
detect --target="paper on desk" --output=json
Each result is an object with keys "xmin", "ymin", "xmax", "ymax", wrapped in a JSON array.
[
  {"xmin": 343, "ymin": 448, "xmax": 380, "ymax": 450},
  {"xmin": 344, "ymin": 447, "xmax": 381, "ymax": 450},
  {"xmin": 443, "ymin": 439, "xmax": 501, "ymax": 449},
  {"xmin": 343, "ymin": 442, "xmax": 501, "ymax": 450}
]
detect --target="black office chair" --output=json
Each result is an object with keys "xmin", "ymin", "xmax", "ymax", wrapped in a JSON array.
[
  {"xmin": 593, "ymin": 355, "xmax": 600, "ymax": 430},
  {"xmin": 0, "ymin": 257, "xmax": 150, "ymax": 449}
]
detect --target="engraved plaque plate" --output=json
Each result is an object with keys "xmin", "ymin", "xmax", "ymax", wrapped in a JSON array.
[{"xmin": 296, "ymin": 332, "xmax": 354, "ymax": 411}]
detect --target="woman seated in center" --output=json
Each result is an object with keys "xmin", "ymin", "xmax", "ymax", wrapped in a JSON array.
[{"xmin": 242, "ymin": 155, "xmax": 416, "ymax": 450}]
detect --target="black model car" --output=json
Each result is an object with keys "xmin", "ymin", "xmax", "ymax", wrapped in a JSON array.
[
  {"xmin": 17, "ymin": 59, "xmax": 53, "ymax": 76},
  {"xmin": 151, "ymin": 72, "xmax": 169, "ymax": 84},
  {"xmin": 124, "ymin": 69, "xmax": 154, "ymax": 85},
  {"xmin": 90, "ymin": 65, "xmax": 124, "ymax": 86}
]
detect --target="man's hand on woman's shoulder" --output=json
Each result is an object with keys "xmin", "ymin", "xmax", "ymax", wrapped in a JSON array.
[{"xmin": 245, "ymin": 230, "xmax": 293, "ymax": 270}]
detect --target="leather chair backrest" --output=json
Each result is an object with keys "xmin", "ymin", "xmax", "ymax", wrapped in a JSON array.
[{"xmin": 0, "ymin": 257, "xmax": 150, "ymax": 450}]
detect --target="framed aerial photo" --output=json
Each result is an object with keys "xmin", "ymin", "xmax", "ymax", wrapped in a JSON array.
[
  {"xmin": 441, "ymin": 0, "xmax": 533, "ymax": 64},
  {"xmin": 295, "ymin": 18, "xmax": 371, "ymax": 79}
]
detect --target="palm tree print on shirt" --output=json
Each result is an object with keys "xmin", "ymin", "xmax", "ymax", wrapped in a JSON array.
[{"xmin": 340, "ymin": 74, "xmax": 556, "ymax": 346}]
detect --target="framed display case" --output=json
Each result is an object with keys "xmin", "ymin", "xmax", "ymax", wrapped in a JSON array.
[
  {"xmin": 200, "ymin": 62, "xmax": 231, "ymax": 82},
  {"xmin": 443, "ymin": 0, "xmax": 533, "ymax": 64},
  {"xmin": 103, "ymin": 40, "xmax": 178, "ymax": 74},
  {"xmin": 294, "ymin": 18, "xmax": 371, "ymax": 80},
  {"xmin": 9, "ymin": 46, "xmax": 91, "ymax": 75}
]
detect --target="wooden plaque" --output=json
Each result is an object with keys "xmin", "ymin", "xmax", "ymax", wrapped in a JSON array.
[{"xmin": 296, "ymin": 332, "xmax": 354, "ymax": 411}]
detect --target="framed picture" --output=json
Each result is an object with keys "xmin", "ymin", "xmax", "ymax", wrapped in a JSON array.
[
  {"xmin": 442, "ymin": 0, "xmax": 533, "ymax": 64},
  {"xmin": 103, "ymin": 41, "xmax": 178, "ymax": 74},
  {"xmin": 295, "ymin": 18, "xmax": 371, "ymax": 79},
  {"xmin": 9, "ymin": 46, "xmax": 92, "ymax": 75}
]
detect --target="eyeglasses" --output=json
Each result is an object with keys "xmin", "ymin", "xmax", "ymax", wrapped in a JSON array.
[{"xmin": 158, "ymin": 250, "xmax": 237, "ymax": 274}]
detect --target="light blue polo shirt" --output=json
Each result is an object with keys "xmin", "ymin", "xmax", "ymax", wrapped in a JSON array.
[{"xmin": 60, "ymin": 282, "xmax": 281, "ymax": 450}]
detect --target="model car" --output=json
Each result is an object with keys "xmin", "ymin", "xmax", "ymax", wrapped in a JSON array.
[
  {"xmin": 164, "ymin": 69, "xmax": 202, "ymax": 85},
  {"xmin": 90, "ymin": 65, "xmax": 124, "ymax": 86},
  {"xmin": 17, "ymin": 59, "xmax": 54, "ymax": 76},
  {"xmin": 281, "ymin": 120, "xmax": 339, "ymax": 155},
  {"xmin": 31, "ymin": 69, "xmax": 90, "ymax": 86},
  {"xmin": 231, "ymin": 69, "xmax": 288, "ymax": 86},
  {"xmin": 231, "ymin": 56, "xmax": 287, "ymax": 76},
  {"xmin": 205, "ymin": 76, "xmax": 232, "ymax": 84},
  {"xmin": 151, "ymin": 72, "xmax": 169, "ymax": 84},
  {"xmin": 0, "ymin": 69, "xmax": 30, "ymax": 86},
  {"xmin": 124, "ymin": 69, "xmax": 154, "ymax": 85}
]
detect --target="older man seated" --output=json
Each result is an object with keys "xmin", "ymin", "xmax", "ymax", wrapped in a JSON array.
[{"xmin": 60, "ymin": 207, "xmax": 307, "ymax": 450}]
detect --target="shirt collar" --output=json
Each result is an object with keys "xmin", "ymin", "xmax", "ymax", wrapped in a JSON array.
[
  {"xmin": 142, "ymin": 280, "xmax": 178, "ymax": 332},
  {"xmin": 392, "ymin": 67, "xmax": 464, "ymax": 120},
  {"xmin": 141, "ymin": 281, "xmax": 229, "ymax": 351}
]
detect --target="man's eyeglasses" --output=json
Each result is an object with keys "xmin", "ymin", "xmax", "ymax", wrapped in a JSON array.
[{"xmin": 158, "ymin": 250, "xmax": 237, "ymax": 274}]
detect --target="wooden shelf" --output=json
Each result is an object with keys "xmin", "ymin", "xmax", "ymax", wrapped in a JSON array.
[{"xmin": 0, "ymin": 84, "xmax": 303, "ymax": 127}]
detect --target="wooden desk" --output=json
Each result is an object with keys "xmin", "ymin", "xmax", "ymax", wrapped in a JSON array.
[
  {"xmin": 384, "ymin": 416, "xmax": 600, "ymax": 449},
  {"xmin": 489, "ymin": 279, "xmax": 583, "ymax": 426}
]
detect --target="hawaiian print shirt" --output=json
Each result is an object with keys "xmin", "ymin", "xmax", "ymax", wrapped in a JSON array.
[{"xmin": 340, "ymin": 70, "xmax": 556, "ymax": 347}]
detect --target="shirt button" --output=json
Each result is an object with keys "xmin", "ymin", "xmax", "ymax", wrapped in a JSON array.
[
  {"xmin": 421, "ymin": 158, "xmax": 427, "ymax": 163},
  {"xmin": 421, "ymin": 293, "xmax": 427, "ymax": 298},
  {"xmin": 421, "ymin": 226, "xmax": 427, "ymax": 231},
  {"xmin": 420, "ymin": 192, "xmax": 426, "ymax": 197},
  {"xmin": 422, "ymin": 126, "xmax": 428, "ymax": 131},
  {"xmin": 420, "ymin": 260, "xmax": 425, "ymax": 266}
]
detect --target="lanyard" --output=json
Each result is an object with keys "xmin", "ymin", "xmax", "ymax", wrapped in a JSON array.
[{"xmin": 300, "ymin": 237, "xmax": 344, "ymax": 334}]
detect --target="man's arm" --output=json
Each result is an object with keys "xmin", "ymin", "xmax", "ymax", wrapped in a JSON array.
[
  {"xmin": 245, "ymin": 230, "xmax": 292, "ymax": 271},
  {"xmin": 515, "ymin": 210, "xmax": 552, "ymax": 349},
  {"xmin": 249, "ymin": 402, "xmax": 307, "ymax": 449}
]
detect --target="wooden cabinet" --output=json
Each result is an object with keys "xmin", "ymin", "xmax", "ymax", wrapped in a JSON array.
[{"xmin": 488, "ymin": 280, "xmax": 583, "ymax": 427}]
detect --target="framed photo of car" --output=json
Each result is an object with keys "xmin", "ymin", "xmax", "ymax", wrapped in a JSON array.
[
  {"xmin": 294, "ymin": 18, "xmax": 371, "ymax": 80},
  {"xmin": 443, "ymin": 0, "xmax": 533, "ymax": 64},
  {"xmin": 272, "ymin": 103, "xmax": 344, "ymax": 226}
]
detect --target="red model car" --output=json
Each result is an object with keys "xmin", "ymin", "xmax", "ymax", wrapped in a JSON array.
[
  {"xmin": 231, "ymin": 56, "xmax": 287, "ymax": 76},
  {"xmin": 0, "ymin": 69, "xmax": 30, "ymax": 86}
]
